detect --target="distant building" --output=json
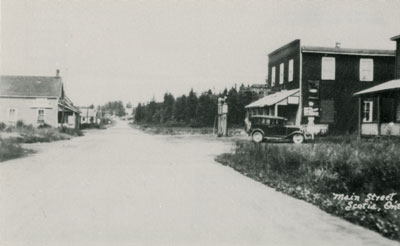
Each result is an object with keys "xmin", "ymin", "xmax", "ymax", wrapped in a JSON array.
[
  {"xmin": 354, "ymin": 34, "xmax": 400, "ymax": 136},
  {"xmin": 0, "ymin": 70, "xmax": 80, "ymax": 128},
  {"xmin": 246, "ymin": 39, "xmax": 395, "ymax": 133},
  {"xmin": 79, "ymin": 107, "xmax": 99, "ymax": 125},
  {"xmin": 241, "ymin": 84, "xmax": 270, "ymax": 98}
]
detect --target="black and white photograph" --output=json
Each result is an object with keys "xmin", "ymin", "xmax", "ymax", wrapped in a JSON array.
[{"xmin": 1, "ymin": 0, "xmax": 400, "ymax": 245}]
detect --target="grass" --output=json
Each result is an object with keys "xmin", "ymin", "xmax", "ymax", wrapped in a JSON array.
[
  {"xmin": 0, "ymin": 121, "xmax": 84, "ymax": 162},
  {"xmin": 215, "ymin": 138, "xmax": 400, "ymax": 241},
  {"xmin": 131, "ymin": 122, "xmax": 245, "ymax": 136},
  {"xmin": 1, "ymin": 121, "xmax": 84, "ymax": 143},
  {"xmin": 0, "ymin": 138, "xmax": 33, "ymax": 162},
  {"xmin": 132, "ymin": 122, "xmax": 214, "ymax": 135}
]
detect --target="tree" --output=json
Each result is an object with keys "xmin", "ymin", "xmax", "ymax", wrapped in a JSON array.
[
  {"xmin": 174, "ymin": 95, "xmax": 187, "ymax": 122},
  {"xmin": 134, "ymin": 103, "xmax": 144, "ymax": 122},
  {"xmin": 196, "ymin": 90, "xmax": 217, "ymax": 126},
  {"xmin": 102, "ymin": 101, "xmax": 126, "ymax": 117},
  {"xmin": 226, "ymin": 87, "xmax": 240, "ymax": 125},
  {"xmin": 161, "ymin": 93, "xmax": 175, "ymax": 123},
  {"xmin": 185, "ymin": 89, "xmax": 198, "ymax": 124}
]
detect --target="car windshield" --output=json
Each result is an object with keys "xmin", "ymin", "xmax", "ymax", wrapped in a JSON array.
[{"xmin": 251, "ymin": 117, "xmax": 283, "ymax": 125}]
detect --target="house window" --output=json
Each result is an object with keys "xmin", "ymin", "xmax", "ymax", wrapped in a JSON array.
[
  {"xmin": 288, "ymin": 59, "xmax": 294, "ymax": 82},
  {"xmin": 363, "ymin": 101, "xmax": 373, "ymax": 123},
  {"xmin": 271, "ymin": 67, "xmax": 276, "ymax": 86},
  {"xmin": 321, "ymin": 57, "xmax": 335, "ymax": 80},
  {"xmin": 360, "ymin": 58, "xmax": 373, "ymax": 81},
  {"xmin": 8, "ymin": 108, "xmax": 16, "ymax": 122},
  {"xmin": 37, "ymin": 109, "xmax": 45, "ymax": 123},
  {"xmin": 279, "ymin": 63, "xmax": 284, "ymax": 84}
]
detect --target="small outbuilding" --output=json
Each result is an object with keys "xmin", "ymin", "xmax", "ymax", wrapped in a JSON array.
[{"xmin": 354, "ymin": 79, "xmax": 400, "ymax": 136}]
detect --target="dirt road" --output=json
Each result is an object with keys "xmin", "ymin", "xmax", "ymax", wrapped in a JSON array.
[{"xmin": 0, "ymin": 121, "xmax": 398, "ymax": 246}]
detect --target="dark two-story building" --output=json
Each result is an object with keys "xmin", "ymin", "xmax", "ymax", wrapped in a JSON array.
[{"xmin": 246, "ymin": 39, "xmax": 395, "ymax": 133}]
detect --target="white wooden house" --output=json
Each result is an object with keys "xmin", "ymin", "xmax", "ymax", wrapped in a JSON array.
[{"xmin": 0, "ymin": 71, "xmax": 80, "ymax": 128}]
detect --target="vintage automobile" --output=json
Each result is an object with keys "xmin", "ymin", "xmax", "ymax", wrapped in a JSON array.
[{"xmin": 245, "ymin": 115, "xmax": 312, "ymax": 144}]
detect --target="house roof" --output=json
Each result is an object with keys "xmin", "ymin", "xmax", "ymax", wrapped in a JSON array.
[
  {"xmin": 301, "ymin": 46, "xmax": 395, "ymax": 56},
  {"xmin": 354, "ymin": 79, "xmax": 400, "ymax": 96},
  {"xmin": 0, "ymin": 75, "xmax": 63, "ymax": 98},
  {"xmin": 245, "ymin": 89, "xmax": 300, "ymax": 108},
  {"xmin": 391, "ymin": 34, "xmax": 400, "ymax": 41},
  {"xmin": 268, "ymin": 39, "xmax": 300, "ymax": 57}
]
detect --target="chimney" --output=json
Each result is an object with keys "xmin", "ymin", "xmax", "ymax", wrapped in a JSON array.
[
  {"xmin": 335, "ymin": 42, "xmax": 341, "ymax": 48},
  {"xmin": 56, "ymin": 69, "xmax": 60, "ymax": 77}
]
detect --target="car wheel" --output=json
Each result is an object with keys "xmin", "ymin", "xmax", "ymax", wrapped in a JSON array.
[
  {"xmin": 252, "ymin": 131, "xmax": 264, "ymax": 143},
  {"xmin": 292, "ymin": 134, "xmax": 304, "ymax": 144}
]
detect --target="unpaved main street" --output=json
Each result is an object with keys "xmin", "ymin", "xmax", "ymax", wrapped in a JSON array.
[{"xmin": 0, "ymin": 121, "xmax": 398, "ymax": 246}]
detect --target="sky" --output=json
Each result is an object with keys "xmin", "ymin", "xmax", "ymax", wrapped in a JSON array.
[{"xmin": 1, "ymin": 0, "xmax": 400, "ymax": 106}]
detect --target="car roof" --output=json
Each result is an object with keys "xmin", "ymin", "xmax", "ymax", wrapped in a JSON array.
[{"xmin": 250, "ymin": 115, "xmax": 288, "ymax": 120}]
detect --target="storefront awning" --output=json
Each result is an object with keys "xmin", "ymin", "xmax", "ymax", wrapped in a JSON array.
[
  {"xmin": 354, "ymin": 79, "xmax": 400, "ymax": 96},
  {"xmin": 245, "ymin": 89, "xmax": 300, "ymax": 108}
]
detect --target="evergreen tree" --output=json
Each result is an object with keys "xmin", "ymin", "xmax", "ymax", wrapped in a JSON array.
[
  {"xmin": 174, "ymin": 95, "xmax": 187, "ymax": 122},
  {"xmin": 161, "ymin": 93, "xmax": 175, "ymax": 123},
  {"xmin": 185, "ymin": 89, "xmax": 198, "ymax": 123}
]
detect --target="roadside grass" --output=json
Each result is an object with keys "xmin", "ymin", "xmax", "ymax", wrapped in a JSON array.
[
  {"xmin": 0, "ymin": 138, "xmax": 33, "ymax": 162},
  {"xmin": 131, "ymin": 122, "xmax": 245, "ymax": 136},
  {"xmin": 131, "ymin": 122, "xmax": 214, "ymax": 135},
  {"xmin": 0, "ymin": 121, "xmax": 84, "ymax": 162},
  {"xmin": 215, "ymin": 138, "xmax": 400, "ymax": 241},
  {"xmin": 2, "ymin": 121, "xmax": 83, "ymax": 143}
]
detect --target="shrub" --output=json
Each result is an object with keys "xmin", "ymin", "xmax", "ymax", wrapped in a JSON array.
[
  {"xmin": 0, "ymin": 122, "xmax": 6, "ymax": 131},
  {"xmin": 59, "ymin": 127, "xmax": 84, "ymax": 136},
  {"xmin": 38, "ymin": 123, "xmax": 52, "ymax": 129},
  {"xmin": 0, "ymin": 138, "xmax": 26, "ymax": 162},
  {"xmin": 16, "ymin": 120, "xmax": 25, "ymax": 128}
]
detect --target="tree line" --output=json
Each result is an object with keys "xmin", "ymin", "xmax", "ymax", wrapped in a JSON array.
[
  {"xmin": 134, "ymin": 85, "xmax": 260, "ymax": 127},
  {"xmin": 101, "ymin": 101, "xmax": 126, "ymax": 117}
]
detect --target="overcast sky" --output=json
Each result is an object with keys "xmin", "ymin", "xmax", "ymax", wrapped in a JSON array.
[{"xmin": 1, "ymin": 0, "xmax": 400, "ymax": 106}]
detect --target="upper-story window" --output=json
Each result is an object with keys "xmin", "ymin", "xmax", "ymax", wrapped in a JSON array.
[
  {"xmin": 360, "ymin": 58, "xmax": 374, "ymax": 81},
  {"xmin": 288, "ymin": 59, "xmax": 294, "ymax": 82},
  {"xmin": 279, "ymin": 63, "xmax": 284, "ymax": 84},
  {"xmin": 271, "ymin": 66, "xmax": 276, "ymax": 86},
  {"xmin": 321, "ymin": 57, "xmax": 335, "ymax": 80}
]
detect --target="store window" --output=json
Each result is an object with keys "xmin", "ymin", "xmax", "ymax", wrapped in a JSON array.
[
  {"xmin": 271, "ymin": 67, "xmax": 276, "ymax": 86},
  {"xmin": 279, "ymin": 63, "xmax": 284, "ymax": 84},
  {"xmin": 363, "ymin": 100, "xmax": 373, "ymax": 122},
  {"xmin": 360, "ymin": 58, "xmax": 373, "ymax": 81},
  {"xmin": 288, "ymin": 59, "xmax": 294, "ymax": 82},
  {"xmin": 321, "ymin": 57, "xmax": 335, "ymax": 80}
]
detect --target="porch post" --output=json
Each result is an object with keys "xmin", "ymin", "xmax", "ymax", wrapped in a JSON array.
[
  {"xmin": 61, "ymin": 106, "xmax": 65, "ymax": 128},
  {"xmin": 377, "ymin": 95, "xmax": 381, "ymax": 136},
  {"xmin": 358, "ymin": 97, "xmax": 362, "ymax": 139}
]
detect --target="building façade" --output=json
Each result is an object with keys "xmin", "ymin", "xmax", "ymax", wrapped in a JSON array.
[{"xmin": 265, "ymin": 39, "xmax": 395, "ymax": 133}]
